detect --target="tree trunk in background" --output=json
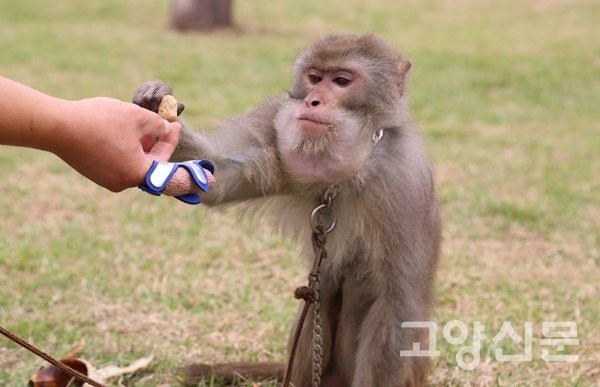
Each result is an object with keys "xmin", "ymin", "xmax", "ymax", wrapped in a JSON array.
[{"xmin": 170, "ymin": 0, "xmax": 233, "ymax": 32}]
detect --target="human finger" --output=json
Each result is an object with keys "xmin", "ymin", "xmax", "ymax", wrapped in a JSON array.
[{"xmin": 146, "ymin": 122, "xmax": 181, "ymax": 162}]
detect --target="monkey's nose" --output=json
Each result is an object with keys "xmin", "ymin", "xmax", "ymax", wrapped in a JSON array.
[{"xmin": 304, "ymin": 93, "xmax": 322, "ymax": 107}]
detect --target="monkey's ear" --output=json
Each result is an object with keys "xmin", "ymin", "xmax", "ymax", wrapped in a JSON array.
[{"xmin": 397, "ymin": 57, "xmax": 412, "ymax": 94}]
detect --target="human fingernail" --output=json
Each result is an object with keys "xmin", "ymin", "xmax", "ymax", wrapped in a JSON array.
[{"xmin": 163, "ymin": 119, "xmax": 172, "ymax": 133}]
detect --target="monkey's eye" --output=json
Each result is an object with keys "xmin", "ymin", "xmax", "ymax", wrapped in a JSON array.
[
  {"xmin": 308, "ymin": 72, "xmax": 322, "ymax": 84},
  {"xmin": 334, "ymin": 76, "xmax": 351, "ymax": 86}
]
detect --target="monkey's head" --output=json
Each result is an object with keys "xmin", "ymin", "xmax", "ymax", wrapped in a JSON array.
[{"xmin": 275, "ymin": 34, "xmax": 412, "ymax": 185}]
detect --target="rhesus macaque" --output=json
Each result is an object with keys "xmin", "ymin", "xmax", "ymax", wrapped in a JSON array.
[{"xmin": 133, "ymin": 33, "xmax": 440, "ymax": 387}]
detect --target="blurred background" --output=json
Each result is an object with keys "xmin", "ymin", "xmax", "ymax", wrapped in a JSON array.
[{"xmin": 1, "ymin": 0, "xmax": 598, "ymax": 385}]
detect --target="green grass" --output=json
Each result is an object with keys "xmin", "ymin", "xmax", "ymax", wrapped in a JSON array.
[{"xmin": 1, "ymin": 0, "xmax": 599, "ymax": 385}]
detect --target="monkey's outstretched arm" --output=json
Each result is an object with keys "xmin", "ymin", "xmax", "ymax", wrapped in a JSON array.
[
  {"xmin": 133, "ymin": 81, "xmax": 283, "ymax": 205},
  {"xmin": 171, "ymin": 97, "xmax": 285, "ymax": 206}
]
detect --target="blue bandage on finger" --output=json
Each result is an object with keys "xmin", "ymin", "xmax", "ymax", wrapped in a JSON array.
[
  {"xmin": 178, "ymin": 160, "xmax": 214, "ymax": 192},
  {"xmin": 140, "ymin": 161, "xmax": 177, "ymax": 195},
  {"xmin": 139, "ymin": 160, "xmax": 215, "ymax": 205}
]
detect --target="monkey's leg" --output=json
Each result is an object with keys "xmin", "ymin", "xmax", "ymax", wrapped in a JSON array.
[{"xmin": 352, "ymin": 296, "xmax": 431, "ymax": 387}]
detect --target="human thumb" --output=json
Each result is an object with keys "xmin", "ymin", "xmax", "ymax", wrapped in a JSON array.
[{"xmin": 146, "ymin": 122, "xmax": 181, "ymax": 162}]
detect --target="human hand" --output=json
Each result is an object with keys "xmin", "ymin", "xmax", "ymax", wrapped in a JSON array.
[{"xmin": 51, "ymin": 97, "xmax": 181, "ymax": 192}]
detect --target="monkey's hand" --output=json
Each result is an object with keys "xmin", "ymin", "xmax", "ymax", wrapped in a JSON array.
[{"xmin": 132, "ymin": 80, "xmax": 185, "ymax": 117}]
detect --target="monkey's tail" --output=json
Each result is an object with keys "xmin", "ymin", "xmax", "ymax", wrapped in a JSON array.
[{"xmin": 178, "ymin": 362, "xmax": 286, "ymax": 386}]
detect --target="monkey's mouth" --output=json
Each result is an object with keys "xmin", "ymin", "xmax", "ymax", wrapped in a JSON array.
[{"xmin": 297, "ymin": 116, "xmax": 332, "ymax": 136}]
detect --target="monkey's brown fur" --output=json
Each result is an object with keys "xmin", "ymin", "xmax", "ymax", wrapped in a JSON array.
[{"xmin": 134, "ymin": 33, "xmax": 440, "ymax": 387}]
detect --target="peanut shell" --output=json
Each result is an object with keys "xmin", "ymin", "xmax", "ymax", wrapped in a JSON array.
[{"xmin": 157, "ymin": 95, "xmax": 178, "ymax": 123}]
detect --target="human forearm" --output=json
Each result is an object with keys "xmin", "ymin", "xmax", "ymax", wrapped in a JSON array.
[
  {"xmin": 0, "ymin": 76, "xmax": 181, "ymax": 191},
  {"xmin": 0, "ymin": 76, "xmax": 72, "ymax": 153}
]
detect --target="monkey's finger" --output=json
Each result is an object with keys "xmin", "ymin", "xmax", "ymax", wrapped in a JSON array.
[{"xmin": 177, "ymin": 102, "xmax": 185, "ymax": 116}]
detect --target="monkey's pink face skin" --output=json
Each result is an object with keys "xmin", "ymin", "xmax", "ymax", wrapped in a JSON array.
[{"xmin": 275, "ymin": 68, "xmax": 372, "ymax": 184}]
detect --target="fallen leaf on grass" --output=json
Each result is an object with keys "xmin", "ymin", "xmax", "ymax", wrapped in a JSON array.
[{"xmin": 29, "ymin": 340, "xmax": 153, "ymax": 387}]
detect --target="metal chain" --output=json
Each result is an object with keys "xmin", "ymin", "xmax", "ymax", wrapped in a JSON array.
[
  {"xmin": 312, "ymin": 272, "xmax": 323, "ymax": 387},
  {"xmin": 283, "ymin": 186, "xmax": 337, "ymax": 387},
  {"xmin": 311, "ymin": 237, "xmax": 325, "ymax": 387},
  {"xmin": 310, "ymin": 186, "xmax": 337, "ymax": 386}
]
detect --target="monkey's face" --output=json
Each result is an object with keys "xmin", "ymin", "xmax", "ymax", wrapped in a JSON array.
[{"xmin": 275, "ymin": 66, "xmax": 375, "ymax": 184}]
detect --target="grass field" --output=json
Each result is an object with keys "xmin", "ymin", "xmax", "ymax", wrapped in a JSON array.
[{"xmin": 1, "ymin": 0, "xmax": 599, "ymax": 385}]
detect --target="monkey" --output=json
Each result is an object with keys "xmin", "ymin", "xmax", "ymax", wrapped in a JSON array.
[{"xmin": 133, "ymin": 33, "xmax": 440, "ymax": 387}]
